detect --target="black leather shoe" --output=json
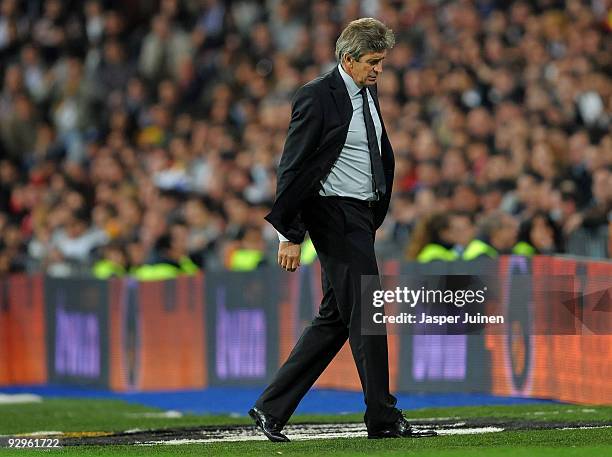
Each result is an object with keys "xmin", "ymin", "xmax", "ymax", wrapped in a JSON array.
[
  {"xmin": 249, "ymin": 407, "xmax": 290, "ymax": 442},
  {"xmin": 368, "ymin": 415, "xmax": 438, "ymax": 439}
]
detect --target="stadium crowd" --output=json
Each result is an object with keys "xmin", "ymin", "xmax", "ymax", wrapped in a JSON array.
[{"xmin": 0, "ymin": 0, "xmax": 611, "ymax": 277}]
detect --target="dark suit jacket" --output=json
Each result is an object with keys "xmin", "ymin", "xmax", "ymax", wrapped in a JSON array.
[{"xmin": 265, "ymin": 66, "xmax": 395, "ymax": 244}]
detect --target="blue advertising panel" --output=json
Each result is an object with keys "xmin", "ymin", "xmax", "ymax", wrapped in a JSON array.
[
  {"xmin": 45, "ymin": 277, "xmax": 109, "ymax": 387},
  {"xmin": 205, "ymin": 269, "xmax": 280, "ymax": 386}
]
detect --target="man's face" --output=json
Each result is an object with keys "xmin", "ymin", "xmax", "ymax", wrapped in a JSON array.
[
  {"xmin": 492, "ymin": 214, "xmax": 518, "ymax": 251},
  {"xmin": 345, "ymin": 50, "xmax": 387, "ymax": 86},
  {"xmin": 449, "ymin": 215, "xmax": 475, "ymax": 247},
  {"xmin": 592, "ymin": 169, "xmax": 611, "ymax": 203}
]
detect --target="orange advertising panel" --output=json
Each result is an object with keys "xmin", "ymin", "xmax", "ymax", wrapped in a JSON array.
[
  {"xmin": 0, "ymin": 279, "xmax": 9, "ymax": 385},
  {"xmin": 108, "ymin": 275, "xmax": 206, "ymax": 391},
  {"xmin": 489, "ymin": 256, "xmax": 612, "ymax": 405},
  {"xmin": 2, "ymin": 275, "xmax": 47, "ymax": 384},
  {"xmin": 137, "ymin": 275, "xmax": 206, "ymax": 391},
  {"xmin": 108, "ymin": 278, "xmax": 127, "ymax": 391}
]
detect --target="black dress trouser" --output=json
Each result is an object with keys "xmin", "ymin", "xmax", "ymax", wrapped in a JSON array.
[{"xmin": 255, "ymin": 196, "xmax": 400, "ymax": 430}]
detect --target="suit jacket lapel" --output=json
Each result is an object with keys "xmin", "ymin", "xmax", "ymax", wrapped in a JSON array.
[{"xmin": 329, "ymin": 67, "xmax": 352, "ymax": 125}]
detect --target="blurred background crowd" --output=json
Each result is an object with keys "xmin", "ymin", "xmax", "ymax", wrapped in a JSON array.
[{"xmin": 0, "ymin": 0, "xmax": 610, "ymax": 277}]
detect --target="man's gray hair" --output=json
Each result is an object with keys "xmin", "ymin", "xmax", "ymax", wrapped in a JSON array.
[
  {"xmin": 335, "ymin": 18, "xmax": 395, "ymax": 62},
  {"xmin": 478, "ymin": 211, "xmax": 511, "ymax": 237}
]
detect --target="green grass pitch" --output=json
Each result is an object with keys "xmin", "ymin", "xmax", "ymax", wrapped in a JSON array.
[{"xmin": 0, "ymin": 398, "xmax": 610, "ymax": 456}]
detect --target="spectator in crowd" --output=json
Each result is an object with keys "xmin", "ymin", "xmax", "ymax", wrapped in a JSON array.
[
  {"xmin": 0, "ymin": 0, "xmax": 611, "ymax": 277},
  {"xmin": 451, "ymin": 181, "xmax": 481, "ymax": 213},
  {"xmin": 183, "ymin": 196, "xmax": 220, "ymax": 266},
  {"xmin": 565, "ymin": 166, "xmax": 612, "ymax": 234},
  {"xmin": 381, "ymin": 191, "xmax": 416, "ymax": 248},
  {"xmin": 514, "ymin": 211, "xmax": 565, "ymax": 257},
  {"xmin": 138, "ymin": 14, "xmax": 193, "ymax": 83},
  {"xmin": 51, "ymin": 209, "xmax": 108, "ymax": 265}
]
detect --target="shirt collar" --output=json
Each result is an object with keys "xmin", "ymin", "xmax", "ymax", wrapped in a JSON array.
[{"xmin": 338, "ymin": 63, "xmax": 363, "ymax": 97}]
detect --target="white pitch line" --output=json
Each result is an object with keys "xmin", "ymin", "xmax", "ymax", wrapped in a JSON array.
[
  {"xmin": 559, "ymin": 426, "xmax": 612, "ymax": 430},
  {"xmin": 136, "ymin": 423, "xmax": 612, "ymax": 446},
  {"xmin": 0, "ymin": 394, "xmax": 42, "ymax": 404},
  {"xmin": 125, "ymin": 411, "xmax": 183, "ymax": 418},
  {"xmin": 0, "ymin": 431, "xmax": 63, "ymax": 437},
  {"xmin": 136, "ymin": 426, "xmax": 505, "ymax": 445},
  {"xmin": 405, "ymin": 416, "xmax": 461, "ymax": 422},
  {"xmin": 527, "ymin": 409, "xmax": 598, "ymax": 416},
  {"xmin": 437, "ymin": 427, "xmax": 503, "ymax": 435}
]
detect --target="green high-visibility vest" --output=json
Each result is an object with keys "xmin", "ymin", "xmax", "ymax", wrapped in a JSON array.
[
  {"xmin": 300, "ymin": 238, "xmax": 318, "ymax": 265},
  {"xmin": 131, "ymin": 256, "xmax": 199, "ymax": 281},
  {"xmin": 462, "ymin": 239, "xmax": 498, "ymax": 261},
  {"xmin": 512, "ymin": 241, "xmax": 536, "ymax": 257},
  {"xmin": 131, "ymin": 263, "xmax": 182, "ymax": 281},
  {"xmin": 178, "ymin": 256, "xmax": 199, "ymax": 275},
  {"xmin": 92, "ymin": 259, "xmax": 126, "ymax": 279},
  {"xmin": 230, "ymin": 249, "xmax": 263, "ymax": 271},
  {"xmin": 417, "ymin": 243, "xmax": 459, "ymax": 263}
]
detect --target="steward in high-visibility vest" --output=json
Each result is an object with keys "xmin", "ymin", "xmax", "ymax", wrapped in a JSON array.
[
  {"xmin": 132, "ymin": 233, "xmax": 200, "ymax": 281},
  {"xmin": 462, "ymin": 238, "xmax": 498, "ymax": 260},
  {"xmin": 131, "ymin": 262, "xmax": 181, "ymax": 281},
  {"xmin": 178, "ymin": 255, "xmax": 199, "ymax": 274},
  {"xmin": 92, "ymin": 243, "xmax": 128, "ymax": 279},
  {"xmin": 462, "ymin": 211, "xmax": 518, "ymax": 261},
  {"xmin": 406, "ymin": 212, "xmax": 459, "ymax": 262},
  {"xmin": 229, "ymin": 248, "xmax": 264, "ymax": 271},
  {"xmin": 132, "ymin": 255, "xmax": 199, "ymax": 281},
  {"xmin": 512, "ymin": 241, "xmax": 536, "ymax": 257},
  {"xmin": 417, "ymin": 243, "xmax": 459, "ymax": 263},
  {"xmin": 92, "ymin": 259, "xmax": 126, "ymax": 279},
  {"xmin": 227, "ymin": 225, "xmax": 267, "ymax": 272},
  {"xmin": 300, "ymin": 237, "xmax": 318, "ymax": 265}
]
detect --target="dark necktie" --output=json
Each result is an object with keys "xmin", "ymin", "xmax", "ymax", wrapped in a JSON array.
[{"xmin": 360, "ymin": 87, "xmax": 386, "ymax": 197}]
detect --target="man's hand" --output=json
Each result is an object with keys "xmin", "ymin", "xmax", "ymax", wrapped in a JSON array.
[{"xmin": 278, "ymin": 241, "xmax": 301, "ymax": 272}]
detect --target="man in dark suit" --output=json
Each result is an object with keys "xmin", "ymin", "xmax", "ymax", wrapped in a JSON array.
[{"xmin": 249, "ymin": 18, "xmax": 436, "ymax": 441}]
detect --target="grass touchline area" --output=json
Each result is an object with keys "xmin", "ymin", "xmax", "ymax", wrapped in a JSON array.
[{"xmin": 0, "ymin": 398, "xmax": 610, "ymax": 456}]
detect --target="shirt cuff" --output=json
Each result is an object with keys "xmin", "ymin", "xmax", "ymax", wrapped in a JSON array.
[{"xmin": 277, "ymin": 230, "xmax": 290, "ymax": 242}]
